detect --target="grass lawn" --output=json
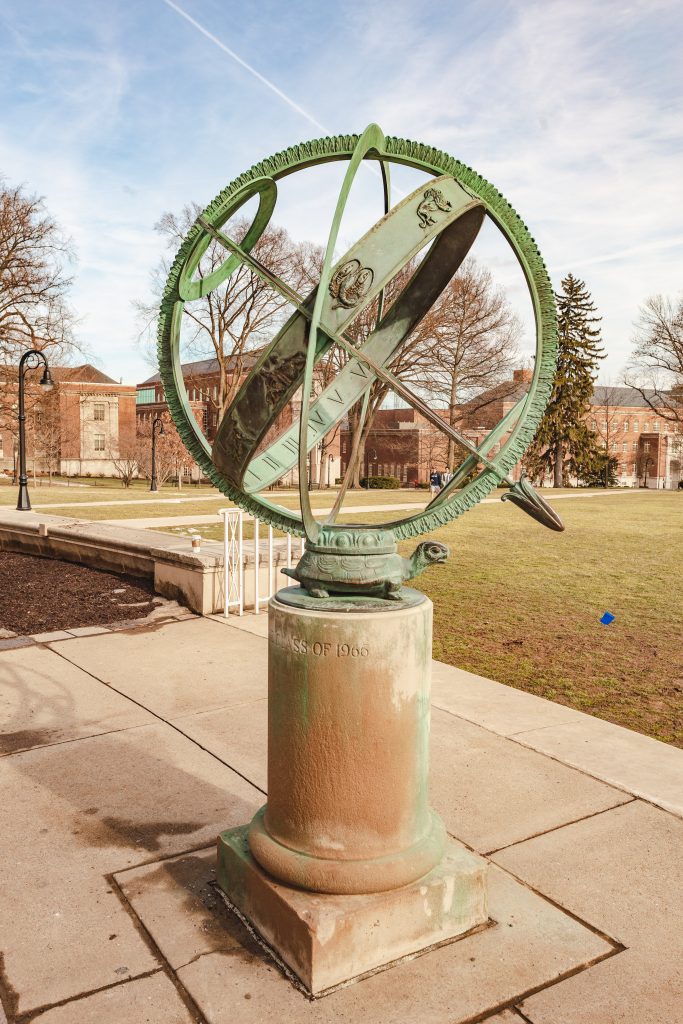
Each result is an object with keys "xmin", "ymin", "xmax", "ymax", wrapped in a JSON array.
[{"xmin": 409, "ymin": 492, "xmax": 681, "ymax": 747}]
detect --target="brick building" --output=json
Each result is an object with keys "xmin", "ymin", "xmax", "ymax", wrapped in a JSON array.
[
  {"xmin": 341, "ymin": 369, "xmax": 682, "ymax": 488},
  {"xmin": 0, "ymin": 364, "xmax": 136, "ymax": 478},
  {"xmin": 458, "ymin": 370, "xmax": 680, "ymax": 489},
  {"xmin": 136, "ymin": 356, "xmax": 342, "ymax": 487}
]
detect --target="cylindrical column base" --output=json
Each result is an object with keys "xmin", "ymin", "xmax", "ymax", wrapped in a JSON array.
[{"xmin": 248, "ymin": 590, "xmax": 446, "ymax": 895}]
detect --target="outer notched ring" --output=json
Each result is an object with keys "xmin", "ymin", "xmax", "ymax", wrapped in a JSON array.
[{"xmin": 157, "ymin": 133, "xmax": 558, "ymax": 540}]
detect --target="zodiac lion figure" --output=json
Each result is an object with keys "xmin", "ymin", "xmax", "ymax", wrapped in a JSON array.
[{"xmin": 416, "ymin": 187, "xmax": 453, "ymax": 229}]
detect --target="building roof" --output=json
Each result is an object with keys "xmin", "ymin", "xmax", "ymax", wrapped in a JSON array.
[
  {"xmin": 138, "ymin": 350, "xmax": 262, "ymax": 387},
  {"xmin": 590, "ymin": 386, "xmax": 662, "ymax": 409},
  {"xmin": 51, "ymin": 364, "xmax": 120, "ymax": 385}
]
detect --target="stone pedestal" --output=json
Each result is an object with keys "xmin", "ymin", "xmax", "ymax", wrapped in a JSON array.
[{"xmin": 216, "ymin": 589, "xmax": 488, "ymax": 992}]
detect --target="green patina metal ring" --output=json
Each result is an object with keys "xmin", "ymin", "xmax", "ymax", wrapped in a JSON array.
[{"xmin": 157, "ymin": 131, "xmax": 558, "ymax": 541}]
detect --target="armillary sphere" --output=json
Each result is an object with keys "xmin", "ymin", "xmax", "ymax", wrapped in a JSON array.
[{"xmin": 158, "ymin": 124, "xmax": 563, "ymax": 601}]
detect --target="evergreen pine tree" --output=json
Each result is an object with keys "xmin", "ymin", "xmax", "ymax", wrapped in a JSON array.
[{"xmin": 525, "ymin": 274, "xmax": 605, "ymax": 487}]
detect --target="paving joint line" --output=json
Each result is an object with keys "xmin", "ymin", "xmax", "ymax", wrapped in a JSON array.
[
  {"xmin": 431, "ymin": 701, "xmax": 651, "ymax": 804},
  {"xmin": 12, "ymin": 968, "xmax": 162, "ymax": 1024},
  {"xmin": 106, "ymin": 872, "xmax": 208, "ymax": 1024},
  {"xmin": 504, "ymin": 729, "xmax": 683, "ymax": 819},
  {"xmin": 483, "ymin": 798, "xmax": 637, "ymax": 857},
  {"xmin": 456, "ymin": 944, "xmax": 624, "ymax": 1024},
  {"xmin": 48, "ymin": 646, "xmax": 267, "ymax": 796},
  {"xmin": 0, "ymin": 719, "xmax": 159, "ymax": 760},
  {"xmin": 491, "ymin": 861, "xmax": 627, "ymax": 950}
]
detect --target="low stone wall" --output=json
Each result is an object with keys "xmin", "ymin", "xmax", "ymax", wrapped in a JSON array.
[{"xmin": 0, "ymin": 510, "xmax": 289, "ymax": 616}]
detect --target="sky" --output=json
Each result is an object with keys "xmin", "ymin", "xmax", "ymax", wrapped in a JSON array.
[{"xmin": 0, "ymin": 0, "xmax": 681, "ymax": 386}]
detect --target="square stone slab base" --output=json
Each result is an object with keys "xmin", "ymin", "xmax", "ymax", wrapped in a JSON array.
[{"xmin": 217, "ymin": 825, "xmax": 488, "ymax": 994}]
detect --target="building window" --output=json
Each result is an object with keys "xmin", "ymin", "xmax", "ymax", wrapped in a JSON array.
[
  {"xmin": 602, "ymin": 421, "xmax": 608, "ymax": 431},
  {"xmin": 341, "ymin": 441, "xmax": 347, "ymax": 454},
  {"xmin": 136, "ymin": 387, "xmax": 155, "ymax": 405},
  {"xmin": 611, "ymin": 442, "xmax": 617, "ymax": 452},
  {"xmin": 94, "ymin": 434, "xmax": 105, "ymax": 452},
  {"xmin": 622, "ymin": 442, "xmax": 628, "ymax": 453},
  {"xmin": 621, "ymin": 463, "xmax": 627, "ymax": 473},
  {"xmin": 654, "ymin": 420, "xmax": 660, "ymax": 432},
  {"xmin": 623, "ymin": 420, "xmax": 629, "ymax": 432},
  {"xmin": 633, "ymin": 420, "xmax": 638, "ymax": 431},
  {"xmin": 202, "ymin": 409, "xmax": 209, "ymax": 432},
  {"xmin": 643, "ymin": 422, "xmax": 649, "ymax": 432},
  {"xmin": 94, "ymin": 403, "xmax": 105, "ymax": 421},
  {"xmin": 644, "ymin": 441, "xmax": 650, "ymax": 452},
  {"xmin": 632, "ymin": 441, "xmax": 637, "ymax": 451},
  {"xmin": 590, "ymin": 419, "xmax": 597, "ymax": 430}
]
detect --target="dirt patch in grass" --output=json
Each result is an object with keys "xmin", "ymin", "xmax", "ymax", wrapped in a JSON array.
[{"xmin": 0, "ymin": 550, "xmax": 158, "ymax": 634}]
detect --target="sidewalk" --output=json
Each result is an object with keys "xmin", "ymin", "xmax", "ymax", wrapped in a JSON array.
[
  {"xmin": 99, "ymin": 487, "xmax": 652, "ymax": 530},
  {"xmin": 0, "ymin": 612, "xmax": 680, "ymax": 1023}
]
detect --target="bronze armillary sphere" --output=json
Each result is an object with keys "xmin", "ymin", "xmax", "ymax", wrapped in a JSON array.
[{"xmin": 158, "ymin": 124, "xmax": 563, "ymax": 602}]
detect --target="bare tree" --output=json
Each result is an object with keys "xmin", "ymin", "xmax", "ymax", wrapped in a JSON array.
[
  {"xmin": 625, "ymin": 293, "xmax": 683, "ymax": 426},
  {"xmin": 337, "ymin": 258, "xmax": 519, "ymax": 488},
  {"xmin": 136, "ymin": 206, "xmax": 322, "ymax": 424},
  {"xmin": 109, "ymin": 443, "xmax": 140, "ymax": 488},
  {"xmin": 590, "ymin": 383, "xmax": 624, "ymax": 486},
  {"xmin": 0, "ymin": 178, "xmax": 78, "ymax": 439},
  {"xmin": 137, "ymin": 412, "xmax": 192, "ymax": 488},
  {"xmin": 414, "ymin": 259, "xmax": 520, "ymax": 468}
]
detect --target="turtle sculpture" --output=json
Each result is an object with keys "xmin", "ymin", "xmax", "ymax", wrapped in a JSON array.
[{"xmin": 282, "ymin": 539, "xmax": 449, "ymax": 600}]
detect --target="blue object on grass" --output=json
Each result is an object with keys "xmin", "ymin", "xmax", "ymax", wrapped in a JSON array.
[{"xmin": 600, "ymin": 611, "xmax": 615, "ymax": 625}]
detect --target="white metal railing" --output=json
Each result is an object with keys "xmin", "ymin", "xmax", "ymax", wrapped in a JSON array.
[
  {"xmin": 219, "ymin": 508, "xmax": 304, "ymax": 616},
  {"xmin": 221, "ymin": 508, "xmax": 244, "ymax": 616}
]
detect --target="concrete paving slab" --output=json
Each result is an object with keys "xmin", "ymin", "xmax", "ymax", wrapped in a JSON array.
[
  {"xmin": 513, "ymin": 716, "xmax": 683, "ymax": 816},
  {"xmin": 493, "ymin": 801, "xmax": 683, "ymax": 1023},
  {"xmin": 50, "ymin": 617, "xmax": 268, "ymax": 718},
  {"xmin": 66, "ymin": 625, "xmax": 111, "ymax": 636},
  {"xmin": 176, "ymin": 865, "xmax": 613, "ymax": 1024},
  {"xmin": 491, "ymin": 800, "xmax": 683, "ymax": 945},
  {"xmin": 30, "ymin": 629, "xmax": 74, "ymax": 642},
  {"xmin": 29, "ymin": 971, "xmax": 197, "ymax": 1023},
  {"xmin": 0, "ymin": 645, "xmax": 154, "ymax": 754},
  {"xmin": 172, "ymin": 700, "xmax": 268, "ymax": 791},
  {"xmin": 431, "ymin": 660, "xmax": 586, "ymax": 736},
  {"xmin": 0, "ymin": 635, "xmax": 34, "ymax": 651},
  {"xmin": 211, "ymin": 613, "xmax": 270, "ymax": 639},
  {"xmin": 0, "ymin": 871, "xmax": 160, "ymax": 1017},
  {"xmin": 116, "ymin": 848, "xmax": 244, "ymax": 969},
  {"xmin": 0, "ymin": 723, "xmax": 263, "ymax": 1015},
  {"xmin": 430, "ymin": 709, "xmax": 631, "ymax": 854},
  {"xmin": 482, "ymin": 1013, "xmax": 524, "ymax": 1022},
  {"xmin": 0, "ymin": 722, "xmax": 263, "ymax": 873},
  {"xmin": 519, "ymin": 945, "xmax": 683, "ymax": 1024}
]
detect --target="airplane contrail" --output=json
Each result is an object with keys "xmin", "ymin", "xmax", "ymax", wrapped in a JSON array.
[
  {"xmin": 162, "ymin": 0, "xmax": 328, "ymax": 134},
  {"xmin": 161, "ymin": 0, "xmax": 405, "ymax": 200}
]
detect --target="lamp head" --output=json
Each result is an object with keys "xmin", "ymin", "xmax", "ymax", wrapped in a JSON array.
[{"xmin": 39, "ymin": 366, "xmax": 54, "ymax": 391}]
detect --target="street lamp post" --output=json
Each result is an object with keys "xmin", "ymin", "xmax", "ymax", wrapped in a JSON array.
[
  {"xmin": 16, "ymin": 349, "xmax": 54, "ymax": 511},
  {"xmin": 150, "ymin": 416, "xmax": 164, "ymax": 492}
]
